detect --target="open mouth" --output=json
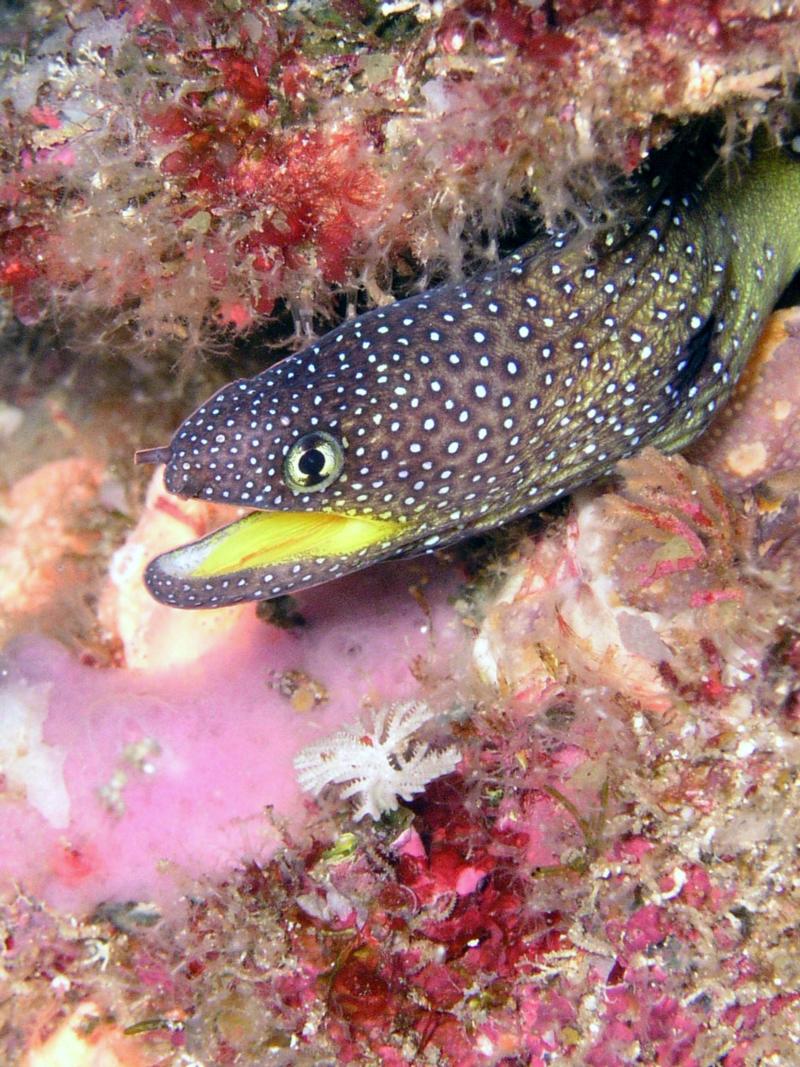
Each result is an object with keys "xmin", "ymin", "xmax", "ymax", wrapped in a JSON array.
[
  {"xmin": 143, "ymin": 506, "xmax": 406, "ymax": 607},
  {"xmin": 153, "ymin": 508, "xmax": 405, "ymax": 580}
]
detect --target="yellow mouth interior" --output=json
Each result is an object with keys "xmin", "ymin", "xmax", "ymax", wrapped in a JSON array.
[{"xmin": 183, "ymin": 509, "xmax": 404, "ymax": 579}]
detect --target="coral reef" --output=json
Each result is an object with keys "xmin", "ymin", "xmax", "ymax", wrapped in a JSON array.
[
  {"xmin": 1, "ymin": 0, "xmax": 799, "ymax": 357},
  {"xmin": 1, "ymin": 2, "xmax": 800, "ymax": 1064},
  {"xmin": 4, "ymin": 444, "xmax": 800, "ymax": 1065}
]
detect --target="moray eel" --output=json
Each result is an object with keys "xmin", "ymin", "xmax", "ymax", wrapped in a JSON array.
[{"xmin": 138, "ymin": 128, "xmax": 800, "ymax": 608}]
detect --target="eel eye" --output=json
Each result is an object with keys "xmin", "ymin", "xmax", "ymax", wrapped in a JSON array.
[{"xmin": 283, "ymin": 431, "xmax": 344, "ymax": 493}]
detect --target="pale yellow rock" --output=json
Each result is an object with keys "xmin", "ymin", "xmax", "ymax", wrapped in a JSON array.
[
  {"xmin": 724, "ymin": 441, "xmax": 767, "ymax": 479},
  {"xmin": 23, "ymin": 1002, "xmax": 146, "ymax": 1067},
  {"xmin": 100, "ymin": 470, "xmax": 249, "ymax": 671}
]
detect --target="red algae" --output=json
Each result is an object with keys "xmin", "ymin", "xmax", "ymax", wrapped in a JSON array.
[
  {"xmin": 2, "ymin": 446, "xmax": 800, "ymax": 1061},
  {"xmin": 1, "ymin": 0, "xmax": 799, "ymax": 356}
]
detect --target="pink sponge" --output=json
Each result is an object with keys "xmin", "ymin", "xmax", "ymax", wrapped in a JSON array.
[{"xmin": 0, "ymin": 561, "xmax": 463, "ymax": 914}]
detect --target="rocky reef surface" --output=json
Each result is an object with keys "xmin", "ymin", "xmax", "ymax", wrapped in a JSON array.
[{"xmin": 1, "ymin": 2, "xmax": 799, "ymax": 1064}]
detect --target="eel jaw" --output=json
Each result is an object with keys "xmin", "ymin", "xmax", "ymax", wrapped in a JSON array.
[{"xmin": 144, "ymin": 508, "xmax": 406, "ymax": 609}]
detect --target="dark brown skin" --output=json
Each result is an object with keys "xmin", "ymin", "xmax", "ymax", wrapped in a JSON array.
[{"xmin": 139, "ymin": 130, "xmax": 800, "ymax": 608}]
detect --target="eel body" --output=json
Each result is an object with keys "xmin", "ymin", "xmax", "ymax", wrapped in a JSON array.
[{"xmin": 138, "ymin": 130, "xmax": 800, "ymax": 608}]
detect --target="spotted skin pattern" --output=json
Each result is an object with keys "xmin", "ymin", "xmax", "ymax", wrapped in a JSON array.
[{"xmin": 143, "ymin": 132, "xmax": 800, "ymax": 607}]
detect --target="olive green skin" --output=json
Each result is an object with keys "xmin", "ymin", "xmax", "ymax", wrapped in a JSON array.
[{"xmin": 144, "ymin": 132, "xmax": 800, "ymax": 607}]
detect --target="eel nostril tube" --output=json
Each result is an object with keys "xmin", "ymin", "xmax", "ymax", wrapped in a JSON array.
[{"xmin": 134, "ymin": 446, "xmax": 173, "ymax": 466}]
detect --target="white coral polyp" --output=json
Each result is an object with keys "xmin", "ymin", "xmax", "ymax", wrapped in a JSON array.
[{"xmin": 293, "ymin": 701, "xmax": 460, "ymax": 821}]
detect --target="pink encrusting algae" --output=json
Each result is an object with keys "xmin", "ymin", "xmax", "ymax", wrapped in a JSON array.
[
  {"xmin": 688, "ymin": 308, "xmax": 800, "ymax": 490},
  {"xmin": 1, "ymin": 0, "xmax": 800, "ymax": 1064}
]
